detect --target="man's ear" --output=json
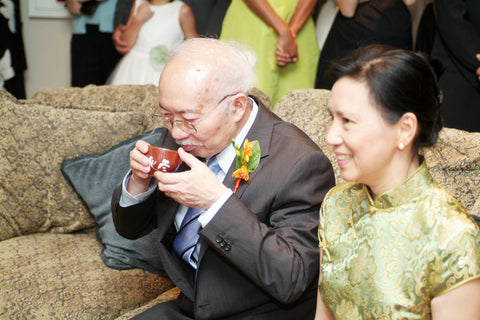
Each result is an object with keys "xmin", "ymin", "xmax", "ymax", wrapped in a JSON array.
[
  {"xmin": 397, "ymin": 112, "xmax": 418, "ymax": 151},
  {"xmin": 230, "ymin": 93, "xmax": 249, "ymax": 122}
]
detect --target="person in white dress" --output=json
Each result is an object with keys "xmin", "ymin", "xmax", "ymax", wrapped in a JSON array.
[{"xmin": 108, "ymin": 0, "xmax": 197, "ymax": 86}]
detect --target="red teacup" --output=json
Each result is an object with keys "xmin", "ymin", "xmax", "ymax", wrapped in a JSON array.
[{"xmin": 146, "ymin": 146, "xmax": 180, "ymax": 174}]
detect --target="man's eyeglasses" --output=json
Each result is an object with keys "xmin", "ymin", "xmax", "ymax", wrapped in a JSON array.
[{"xmin": 152, "ymin": 93, "xmax": 238, "ymax": 134}]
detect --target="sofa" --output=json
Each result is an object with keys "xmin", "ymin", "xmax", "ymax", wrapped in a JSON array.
[{"xmin": 0, "ymin": 85, "xmax": 479, "ymax": 319}]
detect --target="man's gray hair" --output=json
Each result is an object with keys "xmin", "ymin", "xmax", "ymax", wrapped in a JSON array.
[{"xmin": 168, "ymin": 38, "xmax": 258, "ymax": 100}]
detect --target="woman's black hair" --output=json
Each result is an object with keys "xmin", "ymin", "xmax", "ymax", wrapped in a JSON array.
[{"xmin": 328, "ymin": 44, "xmax": 443, "ymax": 152}]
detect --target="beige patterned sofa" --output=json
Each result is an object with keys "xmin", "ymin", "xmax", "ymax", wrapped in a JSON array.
[{"xmin": 0, "ymin": 85, "xmax": 478, "ymax": 319}]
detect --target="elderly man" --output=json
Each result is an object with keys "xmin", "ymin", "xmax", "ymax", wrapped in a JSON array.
[{"xmin": 111, "ymin": 38, "xmax": 335, "ymax": 319}]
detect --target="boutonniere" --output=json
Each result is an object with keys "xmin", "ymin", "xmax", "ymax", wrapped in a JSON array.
[{"xmin": 231, "ymin": 138, "xmax": 261, "ymax": 193}]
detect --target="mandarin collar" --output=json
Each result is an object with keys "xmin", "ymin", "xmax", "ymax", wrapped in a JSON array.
[{"xmin": 365, "ymin": 159, "xmax": 433, "ymax": 211}]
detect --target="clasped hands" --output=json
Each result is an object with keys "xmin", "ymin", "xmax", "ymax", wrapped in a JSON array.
[
  {"xmin": 275, "ymin": 27, "xmax": 298, "ymax": 67},
  {"xmin": 127, "ymin": 140, "xmax": 228, "ymax": 210}
]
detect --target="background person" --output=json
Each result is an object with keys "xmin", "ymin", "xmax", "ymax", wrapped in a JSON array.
[
  {"xmin": 111, "ymin": 38, "xmax": 335, "ymax": 319},
  {"xmin": 219, "ymin": 0, "xmax": 320, "ymax": 106},
  {"xmin": 430, "ymin": 0, "xmax": 480, "ymax": 132},
  {"xmin": 315, "ymin": 45, "xmax": 480, "ymax": 319},
  {"xmin": 107, "ymin": 0, "xmax": 197, "ymax": 86},
  {"xmin": 112, "ymin": 0, "xmax": 230, "ymax": 55},
  {"xmin": 66, "ymin": 0, "xmax": 122, "ymax": 87},
  {"xmin": 315, "ymin": 0, "xmax": 416, "ymax": 89}
]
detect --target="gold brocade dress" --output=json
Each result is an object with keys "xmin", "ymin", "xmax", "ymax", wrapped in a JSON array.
[{"xmin": 318, "ymin": 162, "xmax": 480, "ymax": 319}]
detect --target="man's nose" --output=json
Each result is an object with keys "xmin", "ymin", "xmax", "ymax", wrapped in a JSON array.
[{"xmin": 170, "ymin": 124, "xmax": 190, "ymax": 140}]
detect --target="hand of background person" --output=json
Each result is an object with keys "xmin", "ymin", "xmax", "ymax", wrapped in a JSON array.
[
  {"xmin": 66, "ymin": 0, "xmax": 83, "ymax": 15},
  {"xmin": 476, "ymin": 53, "xmax": 480, "ymax": 81},
  {"xmin": 154, "ymin": 148, "xmax": 228, "ymax": 210},
  {"xmin": 112, "ymin": 24, "xmax": 131, "ymax": 55},
  {"xmin": 275, "ymin": 29, "xmax": 298, "ymax": 66}
]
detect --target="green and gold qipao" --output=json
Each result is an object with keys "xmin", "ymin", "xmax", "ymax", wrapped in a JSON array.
[{"xmin": 318, "ymin": 162, "xmax": 480, "ymax": 319}]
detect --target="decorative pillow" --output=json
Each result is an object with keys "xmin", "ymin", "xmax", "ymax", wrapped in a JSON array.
[
  {"xmin": 29, "ymin": 84, "xmax": 163, "ymax": 132},
  {"xmin": 61, "ymin": 128, "xmax": 166, "ymax": 273},
  {"xmin": 0, "ymin": 89, "xmax": 149, "ymax": 241}
]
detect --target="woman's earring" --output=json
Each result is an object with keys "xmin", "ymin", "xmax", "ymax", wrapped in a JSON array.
[{"xmin": 398, "ymin": 142, "xmax": 405, "ymax": 151}]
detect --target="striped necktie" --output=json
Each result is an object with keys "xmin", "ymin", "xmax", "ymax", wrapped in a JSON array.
[{"xmin": 173, "ymin": 157, "xmax": 222, "ymax": 268}]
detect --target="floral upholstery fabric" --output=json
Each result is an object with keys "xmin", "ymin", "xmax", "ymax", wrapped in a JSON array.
[
  {"xmin": 274, "ymin": 89, "xmax": 341, "ymax": 184},
  {"xmin": 0, "ymin": 229, "xmax": 174, "ymax": 319},
  {"xmin": 0, "ymin": 85, "xmax": 477, "ymax": 320},
  {"xmin": 29, "ymin": 84, "xmax": 164, "ymax": 132},
  {"xmin": 0, "ymin": 89, "xmax": 153, "ymax": 240},
  {"xmin": 114, "ymin": 287, "xmax": 181, "ymax": 320},
  {"xmin": 424, "ymin": 128, "xmax": 480, "ymax": 215},
  {"xmin": 274, "ymin": 88, "xmax": 480, "ymax": 216}
]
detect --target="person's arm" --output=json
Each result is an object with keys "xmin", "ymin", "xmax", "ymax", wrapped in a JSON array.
[
  {"xmin": 200, "ymin": 144, "xmax": 335, "ymax": 303},
  {"xmin": 335, "ymin": 0, "xmax": 358, "ymax": 18},
  {"xmin": 120, "ymin": 0, "xmax": 153, "ymax": 49},
  {"xmin": 244, "ymin": 0, "xmax": 292, "ymax": 40},
  {"xmin": 271, "ymin": 0, "xmax": 317, "ymax": 66},
  {"xmin": 112, "ymin": 25, "xmax": 131, "ymax": 55},
  {"xmin": 66, "ymin": 0, "xmax": 83, "ymax": 16},
  {"xmin": 244, "ymin": 0, "xmax": 297, "ymax": 66},
  {"xmin": 402, "ymin": 0, "xmax": 416, "ymax": 6},
  {"xmin": 431, "ymin": 278, "xmax": 480, "ymax": 319},
  {"xmin": 112, "ymin": 0, "xmax": 135, "ymax": 54},
  {"xmin": 315, "ymin": 250, "xmax": 335, "ymax": 320},
  {"xmin": 289, "ymin": 0, "xmax": 318, "ymax": 37},
  {"xmin": 179, "ymin": 3, "xmax": 198, "ymax": 39}
]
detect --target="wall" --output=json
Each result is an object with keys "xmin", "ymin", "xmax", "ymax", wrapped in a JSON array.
[{"xmin": 19, "ymin": 0, "xmax": 72, "ymax": 98}]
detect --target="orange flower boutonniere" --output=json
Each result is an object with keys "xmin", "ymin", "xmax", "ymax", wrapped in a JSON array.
[{"xmin": 231, "ymin": 138, "xmax": 261, "ymax": 193}]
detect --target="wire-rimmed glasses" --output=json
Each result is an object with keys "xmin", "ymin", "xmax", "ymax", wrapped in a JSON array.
[{"xmin": 152, "ymin": 93, "xmax": 239, "ymax": 134}]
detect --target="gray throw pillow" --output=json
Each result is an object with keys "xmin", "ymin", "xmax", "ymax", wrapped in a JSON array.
[{"xmin": 61, "ymin": 128, "xmax": 166, "ymax": 274}]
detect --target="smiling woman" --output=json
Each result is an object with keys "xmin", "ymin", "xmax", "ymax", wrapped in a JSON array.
[{"xmin": 315, "ymin": 45, "xmax": 480, "ymax": 320}]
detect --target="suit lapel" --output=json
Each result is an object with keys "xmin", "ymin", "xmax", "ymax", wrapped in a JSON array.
[
  {"xmin": 197, "ymin": 96, "xmax": 276, "ymax": 261},
  {"xmin": 225, "ymin": 97, "xmax": 274, "ymax": 196}
]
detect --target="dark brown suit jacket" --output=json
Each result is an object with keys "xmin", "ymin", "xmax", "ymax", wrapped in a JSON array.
[{"xmin": 111, "ymin": 97, "xmax": 335, "ymax": 319}]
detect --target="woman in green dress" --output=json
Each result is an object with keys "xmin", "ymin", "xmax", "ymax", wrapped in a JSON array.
[
  {"xmin": 315, "ymin": 45, "xmax": 480, "ymax": 319},
  {"xmin": 219, "ymin": 0, "xmax": 319, "ymax": 106}
]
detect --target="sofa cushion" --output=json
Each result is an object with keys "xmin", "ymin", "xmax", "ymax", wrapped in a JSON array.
[
  {"xmin": 0, "ymin": 230, "xmax": 174, "ymax": 319},
  {"xmin": 0, "ymin": 89, "xmax": 150, "ymax": 241},
  {"xmin": 424, "ymin": 128, "xmax": 480, "ymax": 215},
  {"xmin": 114, "ymin": 287, "xmax": 181, "ymax": 320},
  {"xmin": 61, "ymin": 128, "xmax": 166, "ymax": 273},
  {"xmin": 273, "ymin": 88, "xmax": 341, "ymax": 183},
  {"xmin": 29, "ymin": 84, "xmax": 163, "ymax": 132},
  {"xmin": 274, "ymin": 88, "xmax": 480, "ymax": 217},
  {"xmin": 30, "ymin": 84, "xmax": 159, "ymax": 112},
  {"xmin": 30, "ymin": 84, "xmax": 272, "ymax": 114}
]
